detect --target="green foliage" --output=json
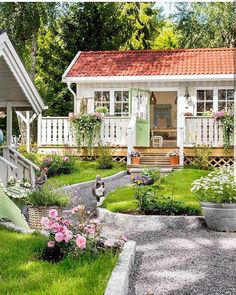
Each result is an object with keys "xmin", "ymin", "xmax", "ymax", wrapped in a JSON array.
[
  {"xmin": 95, "ymin": 106, "xmax": 108, "ymax": 114},
  {"xmin": 133, "ymin": 185, "xmax": 199, "ymax": 215},
  {"xmin": 220, "ymin": 115, "xmax": 234, "ymax": 149},
  {"xmin": 191, "ymin": 144, "xmax": 212, "ymax": 170},
  {"xmin": 151, "ymin": 21, "xmax": 179, "ymax": 49},
  {"xmin": 27, "ymin": 185, "xmax": 70, "ymax": 207},
  {"xmin": 0, "ymin": 226, "xmax": 118, "ymax": 295},
  {"xmin": 70, "ymin": 113, "xmax": 103, "ymax": 150},
  {"xmin": 97, "ymin": 145, "xmax": 113, "ymax": 169},
  {"xmin": 173, "ymin": 2, "xmax": 236, "ymax": 48},
  {"xmin": 121, "ymin": 2, "xmax": 164, "ymax": 49},
  {"xmin": 140, "ymin": 168, "xmax": 161, "ymax": 184},
  {"xmin": 41, "ymin": 155, "xmax": 76, "ymax": 178}
]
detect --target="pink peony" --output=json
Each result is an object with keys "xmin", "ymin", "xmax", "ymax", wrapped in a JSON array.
[
  {"xmin": 47, "ymin": 240, "xmax": 55, "ymax": 248},
  {"xmin": 41, "ymin": 217, "xmax": 51, "ymax": 230},
  {"xmin": 76, "ymin": 235, "xmax": 86, "ymax": 250},
  {"xmin": 49, "ymin": 209, "xmax": 58, "ymax": 219},
  {"xmin": 52, "ymin": 222, "xmax": 62, "ymax": 233},
  {"xmin": 55, "ymin": 232, "xmax": 64, "ymax": 242},
  {"xmin": 64, "ymin": 230, "xmax": 73, "ymax": 243},
  {"xmin": 120, "ymin": 234, "xmax": 128, "ymax": 242}
]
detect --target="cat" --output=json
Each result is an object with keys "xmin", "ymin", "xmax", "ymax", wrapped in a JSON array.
[{"xmin": 92, "ymin": 175, "xmax": 105, "ymax": 203}]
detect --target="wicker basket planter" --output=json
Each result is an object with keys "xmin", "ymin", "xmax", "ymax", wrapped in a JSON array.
[{"xmin": 28, "ymin": 206, "xmax": 63, "ymax": 230}]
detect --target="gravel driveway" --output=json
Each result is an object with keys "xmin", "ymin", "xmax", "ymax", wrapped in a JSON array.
[{"xmin": 102, "ymin": 222, "xmax": 236, "ymax": 295}]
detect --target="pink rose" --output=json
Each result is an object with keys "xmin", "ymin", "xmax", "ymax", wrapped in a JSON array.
[
  {"xmin": 52, "ymin": 222, "xmax": 62, "ymax": 233},
  {"xmin": 55, "ymin": 232, "xmax": 64, "ymax": 242},
  {"xmin": 49, "ymin": 209, "xmax": 58, "ymax": 219},
  {"xmin": 64, "ymin": 230, "xmax": 73, "ymax": 243},
  {"xmin": 63, "ymin": 219, "xmax": 71, "ymax": 227},
  {"xmin": 47, "ymin": 240, "xmax": 55, "ymax": 248},
  {"xmin": 86, "ymin": 226, "xmax": 96, "ymax": 235},
  {"xmin": 76, "ymin": 235, "xmax": 86, "ymax": 250},
  {"xmin": 63, "ymin": 157, "xmax": 69, "ymax": 162}
]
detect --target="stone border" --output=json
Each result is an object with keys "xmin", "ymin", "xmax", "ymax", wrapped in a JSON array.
[
  {"xmin": 62, "ymin": 170, "xmax": 127, "ymax": 190},
  {"xmin": 97, "ymin": 208, "xmax": 206, "ymax": 231},
  {"xmin": 105, "ymin": 241, "xmax": 136, "ymax": 295}
]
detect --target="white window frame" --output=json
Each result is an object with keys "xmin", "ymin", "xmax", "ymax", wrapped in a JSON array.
[
  {"xmin": 195, "ymin": 89, "xmax": 214, "ymax": 116},
  {"xmin": 114, "ymin": 90, "xmax": 129, "ymax": 117},
  {"xmin": 194, "ymin": 86, "xmax": 235, "ymax": 116},
  {"xmin": 93, "ymin": 88, "xmax": 129, "ymax": 116},
  {"xmin": 218, "ymin": 88, "xmax": 235, "ymax": 112}
]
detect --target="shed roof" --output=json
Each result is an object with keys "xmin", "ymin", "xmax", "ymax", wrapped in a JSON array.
[{"xmin": 64, "ymin": 48, "xmax": 236, "ymax": 80}]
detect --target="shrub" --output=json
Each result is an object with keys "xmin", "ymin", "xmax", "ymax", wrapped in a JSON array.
[
  {"xmin": 133, "ymin": 185, "xmax": 199, "ymax": 215},
  {"xmin": 96, "ymin": 145, "xmax": 113, "ymax": 169},
  {"xmin": 27, "ymin": 185, "xmax": 70, "ymax": 207},
  {"xmin": 41, "ymin": 155, "xmax": 76, "ymax": 177},
  {"xmin": 191, "ymin": 144, "xmax": 212, "ymax": 170},
  {"xmin": 140, "ymin": 168, "xmax": 160, "ymax": 184},
  {"xmin": 40, "ymin": 206, "xmax": 127, "ymax": 262},
  {"xmin": 95, "ymin": 106, "xmax": 108, "ymax": 114},
  {"xmin": 191, "ymin": 166, "xmax": 236, "ymax": 203}
]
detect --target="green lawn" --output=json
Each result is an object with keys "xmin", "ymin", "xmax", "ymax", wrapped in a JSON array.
[
  {"xmin": 0, "ymin": 226, "xmax": 118, "ymax": 295},
  {"xmin": 102, "ymin": 168, "xmax": 209, "ymax": 213},
  {"xmin": 47, "ymin": 161, "xmax": 126, "ymax": 187}
]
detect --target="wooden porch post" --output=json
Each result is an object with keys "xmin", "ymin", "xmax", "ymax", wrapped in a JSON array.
[
  {"xmin": 26, "ymin": 111, "xmax": 30, "ymax": 152},
  {"xmin": 6, "ymin": 102, "xmax": 12, "ymax": 147}
]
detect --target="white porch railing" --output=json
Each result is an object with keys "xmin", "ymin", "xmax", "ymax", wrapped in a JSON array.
[
  {"xmin": 127, "ymin": 116, "xmax": 137, "ymax": 165},
  {"xmin": 38, "ymin": 116, "xmax": 131, "ymax": 147},
  {"xmin": 185, "ymin": 117, "xmax": 224, "ymax": 146}
]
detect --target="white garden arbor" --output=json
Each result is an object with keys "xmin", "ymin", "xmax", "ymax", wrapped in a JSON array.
[{"xmin": 0, "ymin": 30, "xmax": 45, "ymax": 184}]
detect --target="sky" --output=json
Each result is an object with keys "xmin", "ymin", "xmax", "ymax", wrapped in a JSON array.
[{"xmin": 155, "ymin": 2, "xmax": 176, "ymax": 17}]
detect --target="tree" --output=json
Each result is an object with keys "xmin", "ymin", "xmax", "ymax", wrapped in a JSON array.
[
  {"xmin": 120, "ymin": 2, "xmax": 164, "ymax": 50},
  {"xmin": 151, "ymin": 21, "xmax": 179, "ymax": 50},
  {"xmin": 173, "ymin": 2, "xmax": 236, "ymax": 48}
]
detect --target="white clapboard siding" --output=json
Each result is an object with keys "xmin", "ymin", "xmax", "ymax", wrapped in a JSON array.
[
  {"xmin": 185, "ymin": 117, "xmax": 224, "ymax": 146},
  {"xmin": 38, "ymin": 116, "xmax": 130, "ymax": 147}
]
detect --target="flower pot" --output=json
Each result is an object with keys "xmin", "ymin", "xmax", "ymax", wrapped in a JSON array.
[
  {"xmin": 131, "ymin": 157, "xmax": 141, "ymax": 165},
  {"xmin": 201, "ymin": 202, "xmax": 236, "ymax": 232},
  {"xmin": 169, "ymin": 156, "xmax": 179, "ymax": 165},
  {"xmin": 28, "ymin": 206, "xmax": 63, "ymax": 230}
]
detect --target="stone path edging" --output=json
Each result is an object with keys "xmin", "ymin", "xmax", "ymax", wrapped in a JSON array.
[
  {"xmin": 105, "ymin": 241, "xmax": 136, "ymax": 295},
  {"xmin": 97, "ymin": 208, "xmax": 206, "ymax": 231},
  {"xmin": 62, "ymin": 170, "xmax": 127, "ymax": 190}
]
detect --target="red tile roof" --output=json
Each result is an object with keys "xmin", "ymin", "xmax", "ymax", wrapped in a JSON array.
[{"xmin": 66, "ymin": 48, "xmax": 236, "ymax": 77}]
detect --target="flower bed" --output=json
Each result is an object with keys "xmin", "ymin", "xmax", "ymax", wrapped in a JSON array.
[{"xmin": 0, "ymin": 225, "xmax": 118, "ymax": 295}]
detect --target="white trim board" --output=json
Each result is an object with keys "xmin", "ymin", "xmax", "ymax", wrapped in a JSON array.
[
  {"xmin": 63, "ymin": 74, "xmax": 236, "ymax": 84},
  {"xmin": 0, "ymin": 31, "xmax": 45, "ymax": 114}
]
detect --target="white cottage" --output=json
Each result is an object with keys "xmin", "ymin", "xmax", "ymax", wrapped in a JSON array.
[{"xmin": 38, "ymin": 48, "xmax": 236, "ymax": 166}]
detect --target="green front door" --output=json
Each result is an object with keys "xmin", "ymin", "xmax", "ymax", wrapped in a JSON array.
[{"xmin": 129, "ymin": 88, "xmax": 150, "ymax": 147}]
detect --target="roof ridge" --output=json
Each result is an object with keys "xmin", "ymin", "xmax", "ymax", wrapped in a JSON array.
[{"xmin": 80, "ymin": 48, "xmax": 236, "ymax": 54}]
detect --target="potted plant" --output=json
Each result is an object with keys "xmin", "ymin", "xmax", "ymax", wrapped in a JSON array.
[
  {"xmin": 166, "ymin": 150, "xmax": 179, "ymax": 165},
  {"xmin": 27, "ymin": 185, "xmax": 70, "ymax": 230},
  {"xmin": 192, "ymin": 166, "xmax": 236, "ymax": 231},
  {"xmin": 129, "ymin": 150, "xmax": 141, "ymax": 165}
]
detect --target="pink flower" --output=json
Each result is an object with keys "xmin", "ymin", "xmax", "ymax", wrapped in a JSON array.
[
  {"xmin": 63, "ymin": 219, "xmax": 71, "ymax": 227},
  {"xmin": 52, "ymin": 222, "xmax": 62, "ymax": 233},
  {"xmin": 41, "ymin": 217, "xmax": 51, "ymax": 230},
  {"xmin": 64, "ymin": 230, "xmax": 73, "ymax": 243},
  {"xmin": 55, "ymin": 232, "xmax": 64, "ymax": 242},
  {"xmin": 49, "ymin": 209, "xmax": 58, "ymax": 219},
  {"xmin": 120, "ymin": 234, "xmax": 128, "ymax": 242},
  {"xmin": 47, "ymin": 240, "xmax": 55, "ymax": 248},
  {"xmin": 71, "ymin": 207, "xmax": 79, "ymax": 214},
  {"xmin": 63, "ymin": 157, "xmax": 69, "ymax": 162},
  {"xmin": 76, "ymin": 235, "xmax": 86, "ymax": 250},
  {"xmin": 86, "ymin": 225, "xmax": 96, "ymax": 235}
]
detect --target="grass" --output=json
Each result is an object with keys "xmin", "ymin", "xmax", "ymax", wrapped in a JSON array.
[
  {"xmin": 47, "ymin": 161, "xmax": 126, "ymax": 187},
  {"xmin": 0, "ymin": 226, "xmax": 118, "ymax": 295},
  {"xmin": 102, "ymin": 168, "xmax": 209, "ymax": 213}
]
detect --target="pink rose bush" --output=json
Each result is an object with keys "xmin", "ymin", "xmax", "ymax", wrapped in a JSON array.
[{"xmin": 41, "ymin": 206, "xmax": 127, "ymax": 261}]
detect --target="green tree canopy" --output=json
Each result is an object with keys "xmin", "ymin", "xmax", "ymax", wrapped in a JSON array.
[{"xmin": 173, "ymin": 2, "xmax": 236, "ymax": 48}]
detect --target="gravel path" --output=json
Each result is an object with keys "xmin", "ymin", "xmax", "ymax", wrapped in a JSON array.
[
  {"xmin": 102, "ymin": 223, "xmax": 236, "ymax": 295},
  {"xmin": 65, "ymin": 174, "xmax": 130, "ymax": 213}
]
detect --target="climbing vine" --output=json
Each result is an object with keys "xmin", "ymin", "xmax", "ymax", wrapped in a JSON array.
[{"xmin": 214, "ymin": 111, "xmax": 234, "ymax": 149}]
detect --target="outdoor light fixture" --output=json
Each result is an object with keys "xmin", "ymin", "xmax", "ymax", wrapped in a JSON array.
[
  {"xmin": 150, "ymin": 91, "xmax": 157, "ymax": 105},
  {"xmin": 184, "ymin": 88, "xmax": 191, "ymax": 103}
]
